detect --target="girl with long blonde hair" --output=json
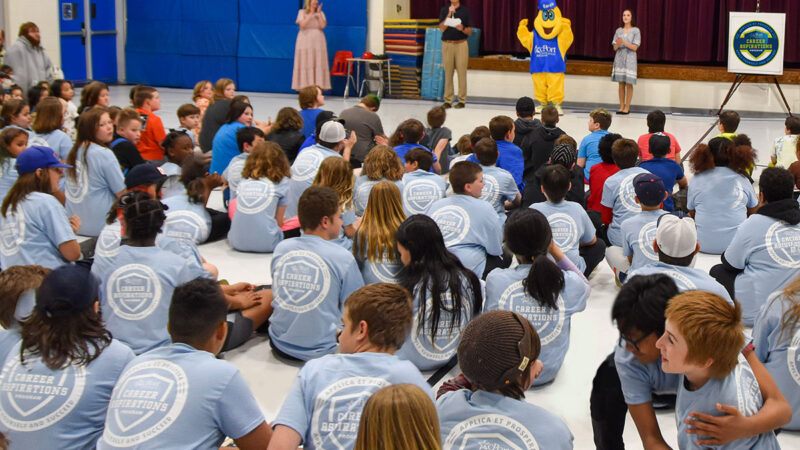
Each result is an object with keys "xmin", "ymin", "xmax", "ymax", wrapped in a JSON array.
[
  {"xmin": 353, "ymin": 144, "xmax": 404, "ymax": 216},
  {"xmin": 353, "ymin": 181, "xmax": 406, "ymax": 284},
  {"xmin": 313, "ymin": 156, "xmax": 359, "ymax": 249},
  {"xmin": 354, "ymin": 384, "xmax": 441, "ymax": 450}
]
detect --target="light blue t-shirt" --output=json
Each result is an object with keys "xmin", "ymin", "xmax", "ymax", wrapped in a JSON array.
[
  {"xmin": 601, "ymin": 166, "xmax": 651, "ymax": 247},
  {"xmin": 160, "ymin": 193, "xmax": 213, "ymax": 244},
  {"xmin": 675, "ymin": 358, "xmax": 779, "ymax": 449},
  {"xmin": 621, "ymin": 209, "xmax": 668, "ymax": 272},
  {"xmin": 0, "ymin": 339, "xmax": 133, "ymax": 450},
  {"xmin": 436, "ymin": 389, "xmax": 574, "ymax": 450},
  {"xmin": 614, "ymin": 343, "xmax": 680, "ymax": 405},
  {"xmin": 64, "ymin": 143, "xmax": 125, "ymax": 237},
  {"xmin": 229, "ymin": 177, "xmax": 290, "ymax": 253},
  {"xmin": 273, "ymin": 352, "xmax": 432, "ymax": 450},
  {"xmin": 578, "ymin": 129, "xmax": 611, "ymax": 181},
  {"xmin": 753, "ymin": 291, "xmax": 800, "ymax": 430},
  {"xmin": 329, "ymin": 206, "xmax": 358, "ymax": 251},
  {"xmin": 268, "ymin": 234, "xmax": 364, "ymax": 360},
  {"xmin": 401, "ymin": 169, "xmax": 447, "ymax": 216},
  {"xmin": 428, "ymin": 195, "xmax": 503, "ymax": 278},
  {"xmin": 99, "ymin": 343, "xmax": 265, "ymax": 449},
  {"xmin": 222, "ymin": 152, "xmax": 248, "ymax": 200},
  {"xmin": 396, "ymin": 276, "xmax": 478, "ymax": 371},
  {"xmin": 687, "ymin": 167, "xmax": 758, "ymax": 254},
  {"xmin": 351, "ymin": 235, "xmax": 404, "ymax": 285},
  {"xmin": 479, "ymin": 164, "xmax": 519, "ymax": 227},
  {"xmin": 531, "ymin": 200, "xmax": 596, "ymax": 272},
  {"xmin": 627, "ymin": 262, "xmax": 734, "ymax": 304},
  {"xmin": 0, "ymin": 192, "xmax": 75, "ymax": 269},
  {"xmin": 0, "ymin": 157, "xmax": 18, "ymax": 202},
  {"xmin": 209, "ymin": 122, "xmax": 246, "ymax": 175},
  {"xmin": 285, "ymin": 144, "xmax": 342, "ymax": 218},
  {"xmin": 724, "ymin": 214, "xmax": 800, "ymax": 326},
  {"xmin": 485, "ymin": 260, "xmax": 589, "ymax": 385},
  {"xmin": 353, "ymin": 175, "xmax": 404, "ymax": 217},
  {"xmin": 92, "ymin": 245, "xmax": 207, "ymax": 355},
  {"xmin": 34, "ymin": 129, "xmax": 73, "ymax": 161},
  {"xmin": 158, "ymin": 161, "xmax": 184, "ymax": 199}
]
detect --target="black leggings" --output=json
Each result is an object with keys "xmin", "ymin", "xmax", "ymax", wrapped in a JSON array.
[
  {"xmin": 580, "ymin": 238, "xmax": 607, "ymax": 277},
  {"xmin": 710, "ymin": 263, "xmax": 738, "ymax": 299},
  {"xmin": 205, "ymin": 208, "xmax": 231, "ymax": 243},
  {"xmin": 590, "ymin": 353, "xmax": 629, "ymax": 450}
]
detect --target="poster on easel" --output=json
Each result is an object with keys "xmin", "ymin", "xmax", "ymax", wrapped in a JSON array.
[{"xmin": 728, "ymin": 12, "xmax": 786, "ymax": 75}]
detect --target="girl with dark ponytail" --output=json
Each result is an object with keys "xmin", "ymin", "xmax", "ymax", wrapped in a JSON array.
[{"xmin": 484, "ymin": 208, "xmax": 590, "ymax": 386}]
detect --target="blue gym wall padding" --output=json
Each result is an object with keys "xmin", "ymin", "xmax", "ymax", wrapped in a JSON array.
[
  {"xmin": 180, "ymin": 21, "xmax": 238, "ymax": 56},
  {"xmin": 180, "ymin": 56, "xmax": 238, "ymax": 88},
  {"xmin": 239, "ymin": 0, "xmax": 299, "ymax": 24},
  {"xmin": 126, "ymin": 0, "xmax": 180, "ymax": 21},
  {"xmin": 126, "ymin": 52, "xmax": 182, "ymax": 86},
  {"xmin": 237, "ymin": 58, "xmax": 295, "ymax": 93},
  {"xmin": 180, "ymin": 0, "xmax": 239, "ymax": 22},
  {"xmin": 320, "ymin": 0, "xmax": 367, "ymax": 26},
  {"xmin": 238, "ymin": 24, "xmax": 297, "ymax": 59},
  {"xmin": 126, "ymin": 21, "xmax": 181, "ymax": 54}
]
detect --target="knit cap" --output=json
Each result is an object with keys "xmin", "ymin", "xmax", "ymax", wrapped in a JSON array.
[
  {"xmin": 457, "ymin": 310, "xmax": 541, "ymax": 390},
  {"xmin": 551, "ymin": 143, "xmax": 576, "ymax": 168}
]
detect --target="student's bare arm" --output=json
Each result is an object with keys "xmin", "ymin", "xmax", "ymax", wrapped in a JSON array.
[
  {"xmin": 628, "ymin": 402, "xmax": 672, "ymax": 450},
  {"xmin": 234, "ymin": 421, "xmax": 271, "ymax": 450},
  {"xmin": 627, "ymin": 254, "xmax": 633, "ymax": 264},
  {"xmin": 275, "ymin": 205, "xmax": 287, "ymax": 228},
  {"xmin": 504, "ymin": 194, "xmax": 522, "ymax": 209},
  {"xmin": 746, "ymin": 206, "xmax": 759, "ymax": 216},
  {"xmin": 267, "ymin": 425, "xmax": 302, "ymax": 450},
  {"xmin": 344, "ymin": 217, "xmax": 361, "ymax": 238},
  {"xmin": 577, "ymin": 157, "xmax": 586, "ymax": 168},
  {"xmin": 676, "ymin": 176, "xmax": 688, "ymax": 189},
  {"xmin": 688, "ymin": 209, "xmax": 695, "ymax": 218},
  {"xmin": 432, "ymin": 160, "xmax": 442, "ymax": 174},
  {"xmin": 59, "ymin": 240, "xmax": 81, "ymax": 262},
  {"xmin": 579, "ymin": 236, "xmax": 597, "ymax": 247}
]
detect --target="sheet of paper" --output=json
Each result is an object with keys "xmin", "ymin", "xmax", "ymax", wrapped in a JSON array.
[{"xmin": 444, "ymin": 17, "xmax": 462, "ymax": 28}]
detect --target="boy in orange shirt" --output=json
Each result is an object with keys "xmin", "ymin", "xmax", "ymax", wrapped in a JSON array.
[{"xmin": 133, "ymin": 86, "xmax": 166, "ymax": 161}]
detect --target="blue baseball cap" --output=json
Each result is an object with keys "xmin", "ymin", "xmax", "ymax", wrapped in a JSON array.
[
  {"xmin": 539, "ymin": 0, "xmax": 557, "ymax": 10},
  {"xmin": 16, "ymin": 145, "xmax": 72, "ymax": 174},
  {"xmin": 35, "ymin": 265, "xmax": 100, "ymax": 318},
  {"xmin": 633, "ymin": 173, "xmax": 666, "ymax": 206}
]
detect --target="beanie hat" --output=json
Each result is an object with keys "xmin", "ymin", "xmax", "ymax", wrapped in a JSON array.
[
  {"xmin": 457, "ymin": 310, "xmax": 541, "ymax": 391},
  {"xmin": 550, "ymin": 143, "xmax": 576, "ymax": 168}
]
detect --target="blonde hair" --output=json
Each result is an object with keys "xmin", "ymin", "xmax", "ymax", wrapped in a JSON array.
[
  {"xmin": 362, "ymin": 145, "xmax": 404, "ymax": 181},
  {"xmin": 313, "ymin": 157, "xmax": 353, "ymax": 210},
  {"xmin": 354, "ymin": 384, "xmax": 441, "ymax": 450},
  {"xmin": 213, "ymin": 78, "xmax": 234, "ymax": 100},
  {"xmin": 356, "ymin": 181, "xmax": 406, "ymax": 262},
  {"xmin": 241, "ymin": 141, "xmax": 290, "ymax": 183},
  {"xmin": 192, "ymin": 80, "xmax": 213, "ymax": 103},
  {"xmin": 778, "ymin": 274, "xmax": 800, "ymax": 343}
]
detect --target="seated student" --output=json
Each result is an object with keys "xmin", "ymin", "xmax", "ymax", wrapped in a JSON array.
[
  {"xmin": 522, "ymin": 138, "xmax": 586, "ymax": 208},
  {"xmin": 133, "ymin": 86, "xmax": 167, "ymax": 162},
  {"xmin": 394, "ymin": 215, "xmax": 482, "ymax": 371},
  {"xmin": 50, "ymin": 79, "xmax": 78, "ymax": 140},
  {"xmin": 587, "ymin": 133, "xmax": 622, "ymax": 219},
  {"xmin": 269, "ymin": 283, "xmax": 432, "ymax": 449},
  {"xmin": 297, "ymin": 84, "xmax": 325, "ymax": 138},
  {"xmin": 0, "ymin": 146, "xmax": 80, "ymax": 269},
  {"xmin": 753, "ymin": 274, "xmax": 800, "ymax": 430},
  {"xmin": 197, "ymin": 79, "xmax": 236, "ymax": 152},
  {"xmin": 31, "ymin": 96, "xmax": 72, "ymax": 160},
  {"xmin": 401, "ymin": 147, "xmax": 447, "ymax": 215},
  {"xmin": 0, "ymin": 265, "xmax": 49, "ymax": 346},
  {"xmin": 639, "ymin": 133, "xmax": 687, "ymax": 212},
  {"xmin": 450, "ymin": 133, "xmax": 473, "ymax": 166},
  {"xmin": 65, "ymin": 107, "xmax": 126, "ymax": 237},
  {"xmin": 175, "ymin": 103, "xmax": 201, "ymax": 147},
  {"xmin": 577, "ymin": 108, "xmax": 612, "ymax": 182},
  {"xmin": 520, "ymin": 104, "xmax": 565, "ymax": 185},
  {"xmin": 512, "ymin": 96, "xmax": 542, "ymax": 150},
  {"xmin": 354, "ymin": 384, "xmax": 441, "ymax": 450},
  {"xmin": 637, "ymin": 110, "xmax": 682, "ymax": 162},
  {"xmin": 452, "ymin": 126, "xmax": 490, "ymax": 167},
  {"xmin": 229, "ymin": 142, "xmax": 291, "ymax": 253},
  {"xmin": 606, "ymin": 174, "xmax": 668, "ymax": 281},
  {"xmin": 110, "ymin": 108, "xmax": 146, "ymax": 173},
  {"xmin": 338, "ymin": 95, "xmax": 386, "ymax": 168},
  {"xmin": 296, "ymin": 109, "xmax": 334, "ymax": 152},
  {"xmin": 0, "ymin": 98, "xmax": 32, "ymax": 135},
  {"xmin": 428, "ymin": 161, "xmax": 503, "ymax": 279},
  {"xmin": 0, "ymin": 265, "xmax": 134, "ymax": 450},
  {"xmin": 210, "ymin": 100, "xmax": 264, "ymax": 176},
  {"xmin": 312, "ymin": 156, "xmax": 359, "ymax": 250},
  {"xmin": 657, "ymin": 291, "xmax": 782, "ymax": 449},
  {"xmin": 353, "ymin": 181, "xmax": 406, "ymax": 284},
  {"xmin": 687, "ymin": 137, "xmax": 758, "ymax": 254},
  {"xmin": 159, "ymin": 130, "xmax": 194, "ymax": 195},
  {"xmin": 627, "ymin": 215, "xmax": 733, "ymax": 302},
  {"xmin": 711, "ymin": 168, "xmax": 800, "ymax": 326},
  {"xmin": 533, "ymin": 165, "xmax": 605, "ymax": 276},
  {"xmin": 436, "ymin": 310, "xmax": 574, "ymax": 449},
  {"xmin": 99, "ymin": 278, "xmax": 271, "ymax": 450},
  {"xmin": 770, "ymin": 116, "xmax": 800, "ymax": 168},
  {"xmin": 391, "ymin": 118, "xmax": 441, "ymax": 174},
  {"xmin": 0, "ymin": 127, "xmax": 28, "ymax": 202},
  {"xmin": 353, "ymin": 145, "xmax": 404, "ymax": 216},
  {"xmin": 268, "ymin": 186, "xmax": 364, "ymax": 361},
  {"xmin": 601, "ymin": 138, "xmax": 651, "ymax": 247},
  {"xmin": 92, "ymin": 191, "xmax": 208, "ymax": 354},
  {"xmin": 485, "ymin": 209, "xmax": 590, "ymax": 385},
  {"xmin": 223, "ymin": 127, "xmax": 266, "ymax": 202},
  {"xmin": 266, "ymin": 106, "xmax": 306, "ymax": 164},
  {"xmin": 419, "ymin": 105, "xmax": 452, "ymax": 173},
  {"xmin": 473, "ymin": 137, "xmax": 520, "ymax": 226},
  {"xmin": 716, "ymin": 110, "xmax": 740, "ymax": 141},
  {"xmin": 468, "ymin": 116, "xmax": 525, "ymax": 191}
]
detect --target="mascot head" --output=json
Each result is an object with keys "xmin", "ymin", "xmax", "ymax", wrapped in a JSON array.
[{"xmin": 534, "ymin": 0, "xmax": 564, "ymax": 40}]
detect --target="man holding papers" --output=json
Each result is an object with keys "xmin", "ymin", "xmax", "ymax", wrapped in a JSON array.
[{"xmin": 438, "ymin": 0, "xmax": 472, "ymax": 109}]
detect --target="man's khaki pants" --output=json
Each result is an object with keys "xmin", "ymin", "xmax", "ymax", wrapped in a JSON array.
[{"xmin": 442, "ymin": 40, "xmax": 468, "ymax": 104}]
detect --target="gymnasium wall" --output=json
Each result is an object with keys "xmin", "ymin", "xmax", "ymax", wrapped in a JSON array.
[{"xmin": 3, "ymin": 0, "xmax": 61, "ymax": 65}]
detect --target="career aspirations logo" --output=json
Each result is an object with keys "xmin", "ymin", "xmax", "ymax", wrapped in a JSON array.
[{"xmin": 733, "ymin": 21, "xmax": 779, "ymax": 67}]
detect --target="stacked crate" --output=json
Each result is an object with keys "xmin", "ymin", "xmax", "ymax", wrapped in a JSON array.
[{"xmin": 383, "ymin": 19, "xmax": 438, "ymax": 99}]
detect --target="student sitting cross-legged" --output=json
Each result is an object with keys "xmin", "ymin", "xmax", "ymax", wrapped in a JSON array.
[
  {"xmin": 352, "ymin": 181, "xmax": 406, "ymax": 285},
  {"xmin": 601, "ymin": 138, "xmax": 651, "ymax": 248},
  {"xmin": 473, "ymin": 137, "xmax": 521, "ymax": 227},
  {"xmin": 268, "ymin": 283, "xmax": 432, "ymax": 450},
  {"xmin": 401, "ymin": 147, "xmax": 448, "ymax": 216}
]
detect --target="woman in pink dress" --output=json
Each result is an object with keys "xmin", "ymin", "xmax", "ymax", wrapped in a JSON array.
[{"xmin": 292, "ymin": 0, "xmax": 331, "ymax": 91}]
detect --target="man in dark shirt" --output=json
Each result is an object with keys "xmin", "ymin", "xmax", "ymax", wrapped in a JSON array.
[
  {"xmin": 438, "ymin": 1, "xmax": 472, "ymax": 109},
  {"xmin": 198, "ymin": 99, "xmax": 231, "ymax": 153}
]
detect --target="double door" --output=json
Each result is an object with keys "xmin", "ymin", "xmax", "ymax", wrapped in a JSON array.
[{"xmin": 59, "ymin": 0, "xmax": 118, "ymax": 83}]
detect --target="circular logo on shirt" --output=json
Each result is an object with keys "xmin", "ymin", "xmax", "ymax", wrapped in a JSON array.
[
  {"xmin": 403, "ymin": 179, "xmax": 444, "ymax": 214},
  {"xmin": 547, "ymin": 213, "xmax": 578, "ymax": 250},
  {"xmin": 411, "ymin": 295, "xmax": 471, "ymax": 362},
  {"xmin": 499, "ymin": 281, "xmax": 566, "ymax": 345},
  {"xmin": 236, "ymin": 180, "xmax": 276, "ymax": 215},
  {"xmin": 733, "ymin": 356, "xmax": 761, "ymax": 417},
  {"xmin": 431, "ymin": 205, "xmax": 470, "ymax": 246},
  {"xmin": 355, "ymin": 181, "xmax": 376, "ymax": 214},
  {"xmin": 0, "ymin": 208, "xmax": 24, "ymax": 257},
  {"xmin": 765, "ymin": 222, "xmax": 800, "ymax": 268},
  {"xmin": 732, "ymin": 21, "xmax": 779, "ymax": 67},
  {"xmin": 619, "ymin": 173, "xmax": 642, "ymax": 213},
  {"xmin": 273, "ymin": 250, "xmax": 332, "ymax": 313},
  {"xmin": 366, "ymin": 260, "xmax": 403, "ymax": 283},
  {"xmin": 95, "ymin": 222, "xmax": 122, "ymax": 259},
  {"xmin": 638, "ymin": 222, "xmax": 659, "ymax": 262},
  {"xmin": 480, "ymin": 174, "xmax": 500, "ymax": 205},
  {"xmin": 0, "ymin": 353, "xmax": 86, "ymax": 431},
  {"xmin": 730, "ymin": 182, "xmax": 748, "ymax": 210},
  {"xmin": 664, "ymin": 269, "xmax": 697, "ymax": 292},
  {"xmin": 443, "ymin": 413, "xmax": 540, "ymax": 450},
  {"xmin": 106, "ymin": 264, "xmax": 163, "ymax": 321},
  {"xmin": 787, "ymin": 328, "xmax": 800, "ymax": 387},
  {"xmin": 162, "ymin": 210, "xmax": 209, "ymax": 244},
  {"xmin": 102, "ymin": 359, "xmax": 188, "ymax": 447},
  {"xmin": 291, "ymin": 150, "xmax": 325, "ymax": 182},
  {"xmin": 65, "ymin": 161, "xmax": 89, "ymax": 204},
  {"xmin": 310, "ymin": 376, "xmax": 391, "ymax": 449}
]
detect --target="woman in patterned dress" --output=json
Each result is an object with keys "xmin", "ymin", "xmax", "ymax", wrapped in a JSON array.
[
  {"xmin": 292, "ymin": 0, "xmax": 331, "ymax": 91},
  {"xmin": 611, "ymin": 9, "xmax": 641, "ymax": 115}
]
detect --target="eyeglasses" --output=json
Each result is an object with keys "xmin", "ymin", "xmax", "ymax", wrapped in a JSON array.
[{"xmin": 619, "ymin": 333, "xmax": 649, "ymax": 353}]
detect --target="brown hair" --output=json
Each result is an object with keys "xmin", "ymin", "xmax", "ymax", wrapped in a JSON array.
[
  {"xmin": 179, "ymin": 153, "xmax": 211, "ymax": 204},
  {"xmin": 541, "ymin": 105, "xmax": 559, "ymax": 126},
  {"xmin": 427, "ymin": 106, "xmax": 446, "ymax": 129},
  {"xmin": 361, "ymin": 94, "xmax": 381, "ymax": 111},
  {"xmin": 362, "ymin": 145, "xmax": 404, "ymax": 181},
  {"xmin": 313, "ymin": 156, "xmax": 354, "ymax": 210},
  {"xmin": 271, "ymin": 107, "xmax": 304, "ymax": 132},
  {"xmin": 473, "ymin": 137, "xmax": 498, "ymax": 166},
  {"xmin": 298, "ymin": 85, "xmax": 321, "ymax": 110},
  {"xmin": 298, "ymin": 185, "xmax": 340, "ymax": 230},
  {"xmin": 611, "ymin": 138, "xmax": 639, "ymax": 169},
  {"xmin": 455, "ymin": 134, "xmax": 471, "ymax": 155},
  {"xmin": 786, "ymin": 116, "xmax": 800, "ymax": 135},
  {"xmin": 192, "ymin": 80, "xmax": 213, "ymax": 102},
  {"xmin": 354, "ymin": 384, "xmax": 441, "ymax": 450},
  {"xmin": 133, "ymin": 86, "xmax": 157, "ymax": 108},
  {"xmin": 67, "ymin": 107, "xmax": 109, "ymax": 181},
  {"xmin": 665, "ymin": 291, "xmax": 744, "ymax": 379},
  {"xmin": 0, "ymin": 265, "xmax": 51, "ymax": 328},
  {"xmin": 0, "ymin": 98, "xmax": 28, "ymax": 127},
  {"xmin": 116, "ymin": 107, "xmax": 143, "ymax": 129},
  {"xmin": 489, "ymin": 115, "xmax": 514, "ymax": 141},
  {"xmin": 214, "ymin": 78, "xmax": 235, "ymax": 100},
  {"xmin": 778, "ymin": 274, "xmax": 800, "ymax": 343},
  {"xmin": 31, "ymin": 96, "xmax": 64, "ymax": 134},
  {"xmin": 389, "ymin": 119, "xmax": 424, "ymax": 147},
  {"xmin": 449, "ymin": 161, "xmax": 482, "ymax": 194},
  {"xmin": 18, "ymin": 22, "xmax": 38, "ymax": 37},
  {"xmin": 241, "ymin": 141, "xmax": 290, "ymax": 183},
  {"xmin": 177, "ymin": 103, "xmax": 201, "ymax": 118},
  {"xmin": 356, "ymin": 181, "xmax": 406, "ymax": 263},
  {"xmin": 690, "ymin": 137, "xmax": 755, "ymax": 176},
  {"xmin": 469, "ymin": 126, "xmax": 491, "ymax": 147},
  {"xmin": 590, "ymin": 109, "xmax": 613, "ymax": 130},
  {"xmin": 78, "ymin": 81, "xmax": 108, "ymax": 112},
  {"xmin": 404, "ymin": 147, "xmax": 435, "ymax": 171},
  {"xmin": 345, "ymin": 283, "xmax": 413, "ymax": 351},
  {"xmin": 719, "ymin": 111, "xmax": 740, "ymax": 133},
  {"xmin": 554, "ymin": 134, "xmax": 577, "ymax": 150},
  {"xmin": 107, "ymin": 106, "xmax": 121, "ymax": 122},
  {"xmin": 2, "ymin": 171, "xmax": 54, "ymax": 217}
]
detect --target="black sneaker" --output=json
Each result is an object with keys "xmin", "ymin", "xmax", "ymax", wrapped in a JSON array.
[
  {"xmin": 442, "ymin": 102, "xmax": 452, "ymax": 109},
  {"xmin": 454, "ymin": 102, "xmax": 465, "ymax": 109}
]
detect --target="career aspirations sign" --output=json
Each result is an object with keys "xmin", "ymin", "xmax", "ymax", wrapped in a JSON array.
[{"xmin": 728, "ymin": 12, "xmax": 786, "ymax": 76}]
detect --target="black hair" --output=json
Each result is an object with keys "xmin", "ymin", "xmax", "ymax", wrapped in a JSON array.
[
  {"xmin": 169, "ymin": 277, "xmax": 228, "ymax": 346},
  {"xmin": 657, "ymin": 248, "xmax": 695, "ymax": 267},
  {"xmin": 396, "ymin": 215, "xmax": 482, "ymax": 342},
  {"xmin": 504, "ymin": 209, "xmax": 564, "ymax": 309},
  {"xmin": 49, "ymin": 79, "xmax": 73, "ymax": 99},
  {"xmin": 27, "ymin": 85, "xmax": 47, "ymax": 111},
  {"xmin": 180, "ymin": 153, "xmax": 209, "ymax": 204},
  {"xmin": 540, "ymin": 164, "xmax": 570, "ymax": 201},
  {"xmin": 759, "ymin": 167, "xmax": 794, "ymax": 203},
  {"xmin": 786, "ymin": 116, "xmax": 800, "ymax": 135},
  {"xmin": 598, "ymin": 133, "xmax": 622, "ymax": 164},
  {"xmin": 612, "ymin": 274, "xmax": 679, "ymax": 338},
  {"xmin": 226, "ymin": 100, "xmax": 252, "ymax": 124},
  {"xmin": 161, "ymin": 130, "xmax": 192, "ymax": 161},
  {"xmin": 646, "ymin": 110, "xmax": 666, "ymax": 133},
  {"xmin": 236, "ymin": 126, "xmax": 265, "ymax": 152},
  {"xmin": 121, "ymin": 191, "xmax": 167, "ymax": 242},
  {"xmin": 648, "ymin": 134, "xmax": 671, "ymax": 158}
]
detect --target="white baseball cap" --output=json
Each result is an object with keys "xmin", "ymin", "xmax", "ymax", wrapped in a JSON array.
[
  {"xmin": 318, "ymin": 120, "xmax": 346, "ymax": 144},
  {"xmin": 656, "ymin": 214, "xmax": 697, "ymax": 258}
]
